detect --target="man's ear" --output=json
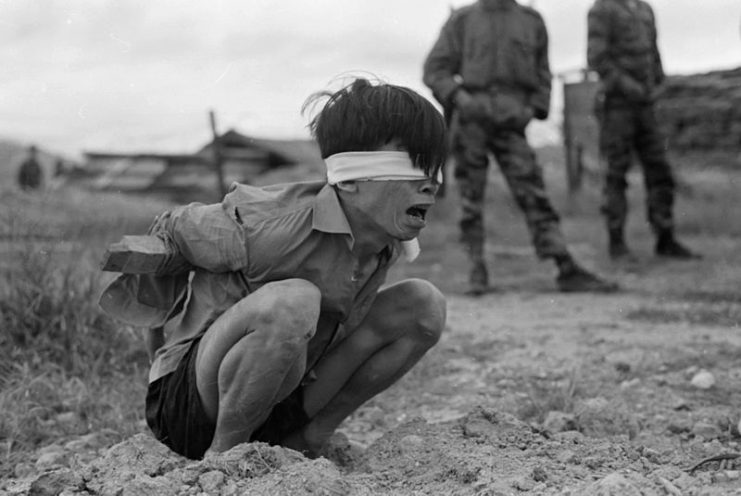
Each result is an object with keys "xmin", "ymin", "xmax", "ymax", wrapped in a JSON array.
[{"xmin": 334, "ymin": 181, "xmax": 359, "ymax": 193}]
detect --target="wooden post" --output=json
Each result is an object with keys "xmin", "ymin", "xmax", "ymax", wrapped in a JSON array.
[
  {"xmin": 561, "ymin": 77, "xmax": 578, "ymax": 193},
  {"xmin": 209, "ymin": 110, "xmax": 227, "ymax": 198}
]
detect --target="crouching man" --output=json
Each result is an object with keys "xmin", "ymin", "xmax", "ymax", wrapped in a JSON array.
[{"xmin": 99, "ymin": 78, "xmax": 448, "ymax": 459}]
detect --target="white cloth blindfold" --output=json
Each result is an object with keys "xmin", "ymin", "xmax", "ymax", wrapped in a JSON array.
[
  {"xmin": 325, "ymin": 151, "xmax": 439, "ymax": 262},
  {"xmin": 325, "ymin": 151, "xmax": 443, "ymax": 185}
]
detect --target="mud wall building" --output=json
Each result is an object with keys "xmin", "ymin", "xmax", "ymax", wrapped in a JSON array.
[{"xmin": 656, "ymin": 67, "xmax": 741, "ymax": 152}]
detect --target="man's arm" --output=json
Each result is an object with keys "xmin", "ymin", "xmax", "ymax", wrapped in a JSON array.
[
  {"xmin": 587, "ymin": 4, "xmax": 645, "ymax": 99},
  {"xmin": 647, "ymin": 5, "xmax": 665, "ymax": 86},
  {"xmin": 529, "ymin": 14, "xmax": 552, "ymax": 120},
  {"xmin": 423, "ymin": 12, "xmax": 464, "ymax": 109},
  {"xmin": 146, "ymin": 326, "xmax": 165, "ymax": 362},
  {"xmin": 101, "ymin": 203, "xmax": 247, "ymax": 275},
  {"xmin": 587, "ymin": 5, "xmax": 617, "ymax": 83}
]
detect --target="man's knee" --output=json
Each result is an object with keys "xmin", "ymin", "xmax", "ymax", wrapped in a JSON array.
[
  {"xmin": 237, "ymin": 279, "xmax": 322, "ymax": 347},
  {"xmin": 390, "ymin": 279, "xmax": 446, "ymax": 345}
]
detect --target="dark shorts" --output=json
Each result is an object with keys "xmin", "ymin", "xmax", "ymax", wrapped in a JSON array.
[{"xmin": 145, "ymin": 337, "xmax": 310, "ymax": 460}]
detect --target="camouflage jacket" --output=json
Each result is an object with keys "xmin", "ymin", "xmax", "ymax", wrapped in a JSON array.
[
  {"xmin": 587, "ymin": 0, "xmax": 665, "ymax": 102},
  {"xmin": 423, "ymin": 0, "xmax": 551, "ymax": 121}
]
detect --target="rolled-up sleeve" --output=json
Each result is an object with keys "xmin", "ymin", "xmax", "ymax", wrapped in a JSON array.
[{"xmin": 151, "ymin": 202, "xmax": 248, "ymax": 274}]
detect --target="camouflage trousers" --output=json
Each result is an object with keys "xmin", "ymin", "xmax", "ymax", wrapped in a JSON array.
[
  {"xmin": 450, "ymin": 118, "xmax": 569, "ymax": 261},
  {"xmin": 598, "ymin": 101, "xmax": 675, "ymax": 233}
]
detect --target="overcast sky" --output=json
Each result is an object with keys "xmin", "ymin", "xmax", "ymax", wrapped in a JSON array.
[{"xmin": 1, "ymin": 0, "xmax": 739, "ymax": 158}]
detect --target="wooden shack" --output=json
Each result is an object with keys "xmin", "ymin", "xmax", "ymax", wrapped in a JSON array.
[{"xmin": 83, "ymin": 130, "xmax": 324, "ymax": 203}]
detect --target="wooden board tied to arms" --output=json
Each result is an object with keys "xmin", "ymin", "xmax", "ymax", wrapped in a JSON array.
[{"xmin": 101, "ymin": 235, "xmax": 172, "ymax": 274}]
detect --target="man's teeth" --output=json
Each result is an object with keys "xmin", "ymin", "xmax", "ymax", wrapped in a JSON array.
[{"xmin": 409, "ymin": 207, "xmax": 426, "ymax": 220}]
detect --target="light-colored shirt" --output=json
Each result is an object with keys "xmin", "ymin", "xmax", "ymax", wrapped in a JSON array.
[{"xmin": 99, "ymin": 180, "xmax": 401, "ymax": 382}]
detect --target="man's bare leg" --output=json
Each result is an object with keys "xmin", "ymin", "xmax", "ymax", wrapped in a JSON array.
[
  {"xmin": 195, "ymin": 279, "xmax": 321, "ymax": 454},
  {"xmin": 283, "ymin": 278, "xmax": 446, "ymax": 454}
]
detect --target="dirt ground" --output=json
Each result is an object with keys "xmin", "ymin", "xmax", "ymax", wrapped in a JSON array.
[
  {"xmin": 4, "ymin": 153, "xmax": 741, "ymax": 495},
  {"xmin": 341, "ymin": 279, "xmax": 741, "ymax": 494},
  {"xmin": 8, "ymin": 260, "xmax": 741, "ymax": 495}
]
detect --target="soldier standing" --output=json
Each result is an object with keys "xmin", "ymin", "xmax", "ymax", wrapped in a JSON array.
[
  {"xmin": 423, "ymin": 0, "xmax": 617, "ymax": 295},
  {"xmin": 587, "ymin": 0, "xmax": 699, "ymax": 260}
]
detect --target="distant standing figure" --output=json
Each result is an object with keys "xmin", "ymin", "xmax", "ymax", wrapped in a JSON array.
[
  {"xmin": 423, "ymin": 0, "xmax": 618, "ymax": 295},
  {"xmin": 587, "ymin": 0, "xmax": 699, "ymax": 260},
  {"xmin": 17, "ymin": 145, "xmax": 42, "ymax": 191}
]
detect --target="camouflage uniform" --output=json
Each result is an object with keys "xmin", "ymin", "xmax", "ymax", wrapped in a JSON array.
[
  {"xmin": 423, "ymin": 0, "xmax": 570, "ymax": 267},
  {"xmin": 587, "ymin": 0, "xmax": 675, "ymax": 236}
]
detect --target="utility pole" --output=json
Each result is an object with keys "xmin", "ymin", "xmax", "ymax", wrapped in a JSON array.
[{"xmin": 209, "ymin": 110, "xmax": 227, "ymax": 198}]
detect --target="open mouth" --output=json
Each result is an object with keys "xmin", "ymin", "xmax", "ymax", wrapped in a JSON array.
[{"xmin": 407, "ymin": 205, "xmax": 429, "ymax": 221}]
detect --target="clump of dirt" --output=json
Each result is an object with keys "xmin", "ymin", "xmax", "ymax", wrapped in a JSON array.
[{"xmin": 3, "ymin": 405, "xmax": 739, "ymax": 495}]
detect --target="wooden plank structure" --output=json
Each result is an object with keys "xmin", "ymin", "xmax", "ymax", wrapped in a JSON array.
[
  {"xmin": 209, "ymin": 110, "xmax": 228, "ymax": 198},
  {"xmin": 82, "ymin": 129, "xmax": 324, "ymax": 203},
  {"xmin": 559, "ymin": 69, "xmax": 603, "ymax": 192},
  {"xmin": 101, "ymin": 235, "xmax": 169, "ymax": 273}
]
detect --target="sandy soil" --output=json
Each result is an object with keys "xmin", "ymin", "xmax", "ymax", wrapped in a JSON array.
[
  {"xmin": 6, "ymin": 240, "xmax": 741, "ymax": 495},
  {"xmin": 337, "ymin": 273, "xmax": 741, "ymax": 495},
  {"xmin": 4, "ymin": 155, "xmax": 741, "ymax": 495}
]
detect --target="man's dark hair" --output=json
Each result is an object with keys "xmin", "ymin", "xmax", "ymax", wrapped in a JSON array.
[{"xmin": 303, "ymin": 78, "xmax": 447, "ymax": 178}]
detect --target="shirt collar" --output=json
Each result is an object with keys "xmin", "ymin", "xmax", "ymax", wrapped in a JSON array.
[
  {"xmin": 312, "ymin": 183, "xmax": 353, "ymax": 237},
  {"xmin": 312, "ymin": 183, "xmax": 398, "ymax": 261}
]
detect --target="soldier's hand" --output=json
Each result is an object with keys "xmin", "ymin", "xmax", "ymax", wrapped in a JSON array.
[
  {"xmin": 522, "ymin": 106, "xmax": 534, "ymax": 124},
  {"xmin": 453, "ymin": 89, "xmax": 483, "ymax": 120},
  {"xmin": 619, "ymin": 75, "xmax": 648, "ymax": 102},
  {"xmin": 453, "ymin": 88, "xmax": 474, "ymax": 108},
  {"xmin": 649, "ymin": 85, "xmax": 665, "ymax": 102}
]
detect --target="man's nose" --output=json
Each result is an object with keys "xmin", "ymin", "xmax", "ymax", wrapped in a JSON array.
[{"xmin": 420, "ymin": 180, "xmax": 440, "ymax": 196}]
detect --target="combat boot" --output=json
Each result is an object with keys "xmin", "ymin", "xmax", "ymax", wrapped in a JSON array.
[
  {"xmin": 655, "ymin": 232, "xmax": 701, "ymax": 259},
  {"xmin": 556, "ymin": 263, "xmax": 619, "ymax": 293},
  {"xmin": 608, "ymin": 228, "xmax": 638, "ymax": 263},
  {"xmin": 466, "ymin": 258, "xmax": 490, "ymax": 296}
]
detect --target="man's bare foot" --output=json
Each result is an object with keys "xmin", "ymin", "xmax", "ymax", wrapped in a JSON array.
[{"xmin": 281, "ymin": 430, "xmax": 323, "ymax": 459}]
